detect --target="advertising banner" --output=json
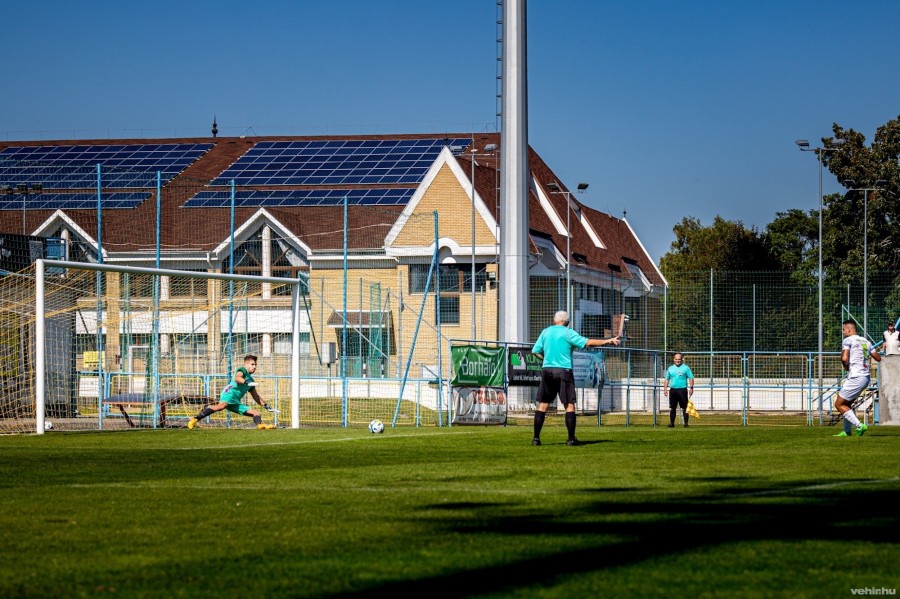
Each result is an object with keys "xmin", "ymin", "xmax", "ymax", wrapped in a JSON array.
[
  {"xmin": 507, "ymin": 346, "xmax": 543, "ymax": 387},
  {"xmin": 450, "ymin": 345, "xmax": 507, "ymax": 425},
  {"xmin": 450, "ymin": 345, "xmax": 505, "ymax": 387},
  {"xmin": 573, "ymin": 350, "xmax": 605, "ymax": 389},
  {"xmin": 452, "ymin": 386, "xmax": 507, "ymax": 425}
]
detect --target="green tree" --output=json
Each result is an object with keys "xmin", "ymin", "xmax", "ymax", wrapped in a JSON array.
[
  {"xmin": 660, "ymin": 217, "xmax": 783, "ymax": 352},
  {"xmin": 822, "ymin": 116, "xmax": 900, "ymax": 279},
  {"xmin": 764, "ymin": 208, "xmax": 817, "ymax": 284},
  {"xmin": 660, "ymin": 216, "xmax": 778, "ymax": 273},
  {"xmin": 820, "ymin": 116, "xmax": 900, "ymax": 330},
  {"xmin": 657, "ymin": 116, "xmax": 900, "ymax": 352}
]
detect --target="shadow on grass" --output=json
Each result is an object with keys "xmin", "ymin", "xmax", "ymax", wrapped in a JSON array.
[
  {"xmin": 532, "ymin": 439, "xmax": 612, "ymax": 446},
  {"xmin": 338, "ymin": 483, "xmax": 900, "ymax": 597}
]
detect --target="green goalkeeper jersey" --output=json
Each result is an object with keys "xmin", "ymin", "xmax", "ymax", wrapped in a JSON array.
[{"xmin": 220, "ymin": 366, "xmax": 254, "ymax": 402}]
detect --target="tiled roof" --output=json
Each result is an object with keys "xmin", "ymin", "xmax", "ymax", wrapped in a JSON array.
[{"xmin": 0, "ymin": 132, "xmax": 662, "ymax": 286}]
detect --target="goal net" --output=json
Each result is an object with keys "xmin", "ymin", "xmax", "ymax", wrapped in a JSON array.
[{"xmin": 0, "ymin": 260, "xmax": 303, "ymax": 434}]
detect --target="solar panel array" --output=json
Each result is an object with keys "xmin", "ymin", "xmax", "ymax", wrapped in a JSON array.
[
  {"xmin": 211, "ymin": 138, "xmax": 471, "ymax": 186},
  {"xmin": 183, "ymin": 188, "xmax": 415, "ymax": 208},
  {"xmin": 0, "ymin": 143, "xmax": 212, "ymax": 190},
  {"xmin": 0, "ymin": 192, "xmax": 151, "ymax": 211}
]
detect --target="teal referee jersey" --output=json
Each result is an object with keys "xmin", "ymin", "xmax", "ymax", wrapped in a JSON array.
[
  {"xmin": 665, "ymin": 364, "xmax": 694, "ymax": 389},
  {"xmin": 531, "ymin": 325, "xmax": 589, "ymax": 369}
]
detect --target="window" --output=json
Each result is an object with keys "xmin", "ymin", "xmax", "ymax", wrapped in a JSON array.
[
  {"xmin": 170, "ymin": 270, "xmax": 209, "ymax": 298},
  {"xmin": 273, "ymin": 332, "xmax": 310, "ymax": 355},
  {"xmin": 75, "ymin": 334, "xmax": 100, "ymax": 353},
  {"xmin": 223, "ymin": 237, "xmax": 264, "ymax": 296},
  {"xmin": 175, "ymin": 334, "xmax": 208, "ymax": 356},
  {"xmin": 122, "ymin": 272, "xmax": 155, "ymax": 298},
  {"xmin": 438, "ymin": 296, "xmax": 460, "ymax": 324},
  {"xmin": 462, "ymin": 267, "xmax": 488, "ymax": 293},
  {"xmin": 271, "ymin": 268, "xmax": 307, "ymax": 296},
  {"xmin": 408, "ymin": 264, "xmax": 433, "ymax": 293},
  {"xmin": 438, "ymin": 266, "xmax": 461, "ymax": 293},
  {"xmin": 120, "ymin": 333, "xmax": 151, "ymax": 348},
  {"xmin": 623, "ymin": 259, "xmax": 653, "ymax": 293},
  {"xmin": 220, "ymin": 333, "xmax": 263, "ymax": 356},
  {"xmin": 408, "ymin": 264, "xmax": 486, "ymax": 293},
  {"xmin": 408, "ymin": 265, "xmax": 470, "ymax": 325},
  {"xmin": 271, "ymin": 236, "xmax": 308, "ymax": 297}
]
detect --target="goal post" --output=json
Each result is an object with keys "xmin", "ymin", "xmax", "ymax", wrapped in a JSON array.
[{"xmin": 33, "ymin": 259, "xmax": 304, "ymax": 434}]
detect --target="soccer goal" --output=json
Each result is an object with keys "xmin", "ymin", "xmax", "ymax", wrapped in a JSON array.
[{"xmin": 20, "ymin": 259, "xmax": 305, "ymax": 434}]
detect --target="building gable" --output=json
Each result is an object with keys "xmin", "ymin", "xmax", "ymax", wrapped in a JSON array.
[{"xmin": 386, "ymin": 147, "xmax": 498, "ymax": 258}]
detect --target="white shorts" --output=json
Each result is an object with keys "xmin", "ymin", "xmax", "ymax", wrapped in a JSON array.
[{"xmin": 839, "ymin": 376, "xmax": 870, "ymax": 402}]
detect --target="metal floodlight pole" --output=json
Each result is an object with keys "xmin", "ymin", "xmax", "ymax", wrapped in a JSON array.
[
  {"xmin": 21, "ymin": 185, "xmax": 27, "ymax": 235},
  {"xmin": 567, "ymin": 197, "xmax": 571, "ymax": 317},
  {"xmin": 560, "ymin": 186, "xmax": 572, "ymax": 318},
  {"xmin": 566, "ymin": 183, "xmax": 588, "ymax": 318},
  {"xmin": 1, "ymin": 185, "xmax": 14, "ymax": 232},
  {"xmin": 841, "ymin": 179, "xmax": 887, "ymax": 339},
  {"xmin": 471, "ymin": 149, "xmax": 477, "ymax": 341},
  {"xmin": 547, "ymin": 181, "xmax": 588, "ymax": 324},
  {"xmin": 795, "ymin": 137, "xmax": 844, "ymax": 413},
  {"xmin": 817, "ymin": 149, "xmax": 823, "ymax": 383},
  {"xmin": 16, "ymin": 183, "xmax": 40, "ymax": 235},
  {"xmin": 466, "ymin": 143, "xmax": 497, "ymax": 341}
]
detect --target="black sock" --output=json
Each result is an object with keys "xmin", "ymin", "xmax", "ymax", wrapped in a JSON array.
[
  {"xmin": 683, "ymin": 413, "xmax": 689, "ymax": 426},
  {"xmin": 253, "ymin": 414, "xmax": 262, "ymax": 425},
  {"xmin": 669, "ymin": 409, "xmax": 676, "ymax": 426},
  {"xmin": 195, "ymin": 407, "xmax": 214, "ymax": 420},
  {"xmin": 533, "ymin": 411, "xmax": 546, "ymax": 439},
  {"xmin": 565, "ymin": 412, "xmax": 576, "ymax": 440}
]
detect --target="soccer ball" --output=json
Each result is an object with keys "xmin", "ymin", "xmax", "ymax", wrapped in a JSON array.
[
  {"xmin": 368, "ymin": 419, "xmax": 385, "ymax": 434},
  {"xmin": 44, "ymin": 421, "xmax": 53, "ymax": 431}
]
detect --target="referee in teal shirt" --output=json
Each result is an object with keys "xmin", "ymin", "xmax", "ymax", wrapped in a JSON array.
[
  {"xmin": 663, "ymin": 353, "xmax": 694, "ymax": 427},
  {"xmin": 531, "ymin": 310, "xmax": 620, "ymax": 446}
]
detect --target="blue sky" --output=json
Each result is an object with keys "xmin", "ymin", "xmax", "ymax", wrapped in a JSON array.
[{"xmin": 3, "ymin": 1, "xmax": 899, "ymax": 264}]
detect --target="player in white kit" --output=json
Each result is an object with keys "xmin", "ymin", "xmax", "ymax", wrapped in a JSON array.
[{"xmin": 834, "ymin": 320, "xmax": 881, "ymax": 437}]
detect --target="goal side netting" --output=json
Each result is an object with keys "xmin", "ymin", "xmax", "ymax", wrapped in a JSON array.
[{"xmin": 2, "ymin": 260, "xmax": 303, "ymax": 434}]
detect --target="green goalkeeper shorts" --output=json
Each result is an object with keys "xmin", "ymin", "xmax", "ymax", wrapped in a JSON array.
[{"xmin": 220, "ymin": 392, "xmax": 250, "ymax": 415}]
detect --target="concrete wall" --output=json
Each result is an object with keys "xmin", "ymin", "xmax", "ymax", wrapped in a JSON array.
[{"xmin": 878, "ymin": 355, "xmax": 900, "ymax": 425}]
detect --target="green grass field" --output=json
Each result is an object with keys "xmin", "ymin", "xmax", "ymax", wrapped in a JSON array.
[{"xmin": 1, "ymin": 422, "xmax": 898, "ymax": 598}]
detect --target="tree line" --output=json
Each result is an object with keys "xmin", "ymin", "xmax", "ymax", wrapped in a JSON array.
[{"xmin": 659, "ymin": 115, "xmax": 900, "ymax": 352}]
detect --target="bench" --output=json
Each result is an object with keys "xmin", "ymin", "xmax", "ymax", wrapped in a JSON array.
[{"xmin": 102, "ymin": 392, "xmax": 211, "ymax": 427}]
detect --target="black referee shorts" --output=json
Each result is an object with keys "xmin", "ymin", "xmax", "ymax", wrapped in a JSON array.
[
  {"xmin": 669, "ymin": 387, "xmax": 688, "ymax": 411},
  {"xmin": 536, "ymin": 368, "xmax": 577, "ymax": 406}
]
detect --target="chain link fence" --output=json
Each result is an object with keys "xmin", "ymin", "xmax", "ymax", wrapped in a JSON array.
[{"xmin": 2, "ymin": 156, "xmax": 897, "ymax": 430}]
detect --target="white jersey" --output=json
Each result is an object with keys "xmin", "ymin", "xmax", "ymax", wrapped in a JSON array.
[
  {"xmin": 842, "ymin": 334, "xmax": 872, "ymax": 378},
  {"xmin": 884, "ymin": 329, "xmax": 900, "ymax": 355}
]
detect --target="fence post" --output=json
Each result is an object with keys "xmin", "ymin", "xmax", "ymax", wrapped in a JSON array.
[
  {"xmin": 291, "ymin": 278, "xmax": 302, "ymax": 429},
  {"xmin": 741, "ymin": 353, "xmax": 748, "ymax": 426},
  {"xmin": 709, "ymin": 269, "xmax": 713, "ymax": 381},
  {"xmin": 652, "ymin": 350, "xmax": 659, "ymax": 427},
  {"xmin": 342, "ymin": 195, "xmax": 348, "ymax": 427},
  {"xmin": 625, "ymin": 349, "xmax": 632, "ymax": 427},
  {"xmin": 95, "ymin": 163, "xmax": 105, "ymax": 422},
  {"xmin": 433, "ymin": 211, "xmax": 444, "ymax": 425},
  {"xmin": 663, "ymin": 284, "xmax": 667, "ymax": 353},
  {"xmin": 150, "ymin": 170, "xmax": 162, "ymax": 427}
]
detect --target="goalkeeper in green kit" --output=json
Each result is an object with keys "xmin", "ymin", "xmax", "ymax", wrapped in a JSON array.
[{"xmin": 188, "ymin": 355, "xmax": 275, "ymax": 430}]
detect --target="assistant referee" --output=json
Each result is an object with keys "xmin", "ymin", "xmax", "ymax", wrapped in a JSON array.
[{"xmin": 663, "ymin": 352, "xmax": 694, "ymax": 428}]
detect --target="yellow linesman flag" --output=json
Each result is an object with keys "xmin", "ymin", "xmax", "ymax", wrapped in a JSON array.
[{"xmin": 686, "ymin": 399, "xmax": 700, "ymax": 419}]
